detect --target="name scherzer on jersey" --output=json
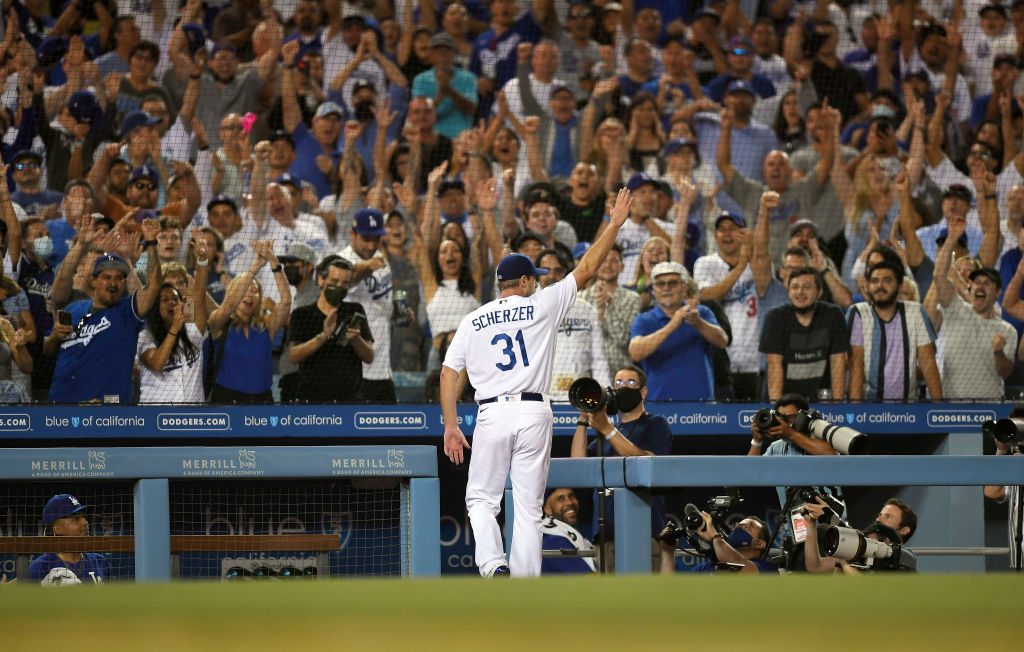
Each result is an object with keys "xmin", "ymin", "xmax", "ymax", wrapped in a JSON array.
[
  {"xmin": 444, "ymin": 275, "xmax": 578, "ymax": 398},
  {"xmin": 541, "ymin": 516, "xmax": 596, "ymax": 573}
]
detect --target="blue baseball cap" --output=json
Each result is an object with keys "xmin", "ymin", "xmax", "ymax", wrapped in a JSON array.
[
  {"xmin": 121, "ymin": 111, "xmax": 162, "ymax": 139},
  {"xmin": 68, "ymin": 90, "xmax": 101, "ymax": 125},
  {"xmin": 207, "ymin": 194, "xmax": 238, "ymax": 213},
  {"xmin": 496, "ymin": 253, "xmax": 549, "ymax": 281},
  {"xmin": 572, "ymin": 241, "xmax": 591, "ymax": 259},
  {"xmin": 626, "ymin": 172, "xmax": 659, "ymax": 192},
  {"xmin": 37, "ymin": 36, "xmax": 68, "ymax": 68},
  {"xmin": 715, "ymin": 211, "xmax": 746, "ymax": 229},
  {"xmin": 130, "ymin": 165, "xmax": 159, "ymax": 184},
  {"xmin": 437, "ymin": 178, "xmax": 466, "ymax": 197},
  {"xmin": 181, "ymin": 23, "xmax": 207, "ymax": 55},
  {"xmin": 92, "ymin": 253, "xmax": 131, "ymax": 277},
  {"xmin": 353, "ymin": 207, "xmax": 386, "ymax": 237},
  {"xmin": 210, "ymin": 40, "xmax": 237, "ymax": 56},
  {"xmin": 726, "ymin": 79, "xmax": 756, "ymax": 96},
  {"xmin": 42, "ymin": 494, "xmax": 87, "ymax": 526},
  {"xmin": 276, "ymin": 173, "xmax": 303, "ymax": 190}
]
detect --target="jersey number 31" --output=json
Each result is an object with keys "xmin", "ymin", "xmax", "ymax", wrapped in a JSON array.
[{"xmin": 492, "ymin": 330, "xmax": 530, "ymax": 371}]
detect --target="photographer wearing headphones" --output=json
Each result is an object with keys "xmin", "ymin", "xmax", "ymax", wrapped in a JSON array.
[
  {"xmin": 571, "ymin": 365, "xmax": 674, "ymax": 572},
  {"xmin": 803, "ymin": 497, "xmax": 918, "ymax": 574},
  {"xmin": 690, "ymin": 512, "xmax": 777, "ymax": 574},
  {"xmin": 747, "ymin": 393, "xmax": 836, "ymax": 457}
]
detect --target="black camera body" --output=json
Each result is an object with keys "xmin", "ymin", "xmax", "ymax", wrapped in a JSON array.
[
  {"xmin": 985, "ymin": 418, "xmax": 1024, "ymax": 447},
  {"xmin": 754, "ymin": 407, "xmax": 781, "ymax": 430},
  {"xmin": 568, "ymin": 377, "xmax": 620, "ymax": 416}
]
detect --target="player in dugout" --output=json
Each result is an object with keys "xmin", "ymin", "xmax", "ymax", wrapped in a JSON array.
[{"xmin": 28, "ymin": 494, "xmax": 110, "ymax": 585}]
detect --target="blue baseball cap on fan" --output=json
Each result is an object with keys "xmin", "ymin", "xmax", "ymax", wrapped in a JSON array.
[
  {"xmin": 496, "ymin": 253, "xmax": 548, "ymax": 281},
  {"xmin": 92, "ymin": 253, "xmax": 132, "ymax": 277},
  {"xmin": 42, "ymin": 494, "xmax": 87, "ymax": 525},
  {"xmin": 68, "ymin": 90, "xmax": 101, "ymax": 125},
  {"xmin": 353, "ymin": 208, "xmax": 386, "ymax": 237},
  {"xmin": 572, "ymin": 241, "xmax": 591, "ymax": 259},
  {"xmin": 726, "ymin": 79, "xmax": 756, "ymax": 96},
  {"xmin": 626, "ymin": 172, "xmax": 658, "ymax": 192}
]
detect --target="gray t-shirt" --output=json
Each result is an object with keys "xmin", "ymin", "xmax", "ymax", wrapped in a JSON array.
[
  {"xmin": 938, "ymin": 297, "xmax": 1017, "ymax": 400},
  {"xmin": 723, "ymin": 171, "xmax": 830, "ymax": 263},
  {"xmin": 194, "ymin": 70, "xmax": 266, "ymax": 148},
  {"xmin": 788, "ymin": 145, "xmax": 860, "ymax": 241}
]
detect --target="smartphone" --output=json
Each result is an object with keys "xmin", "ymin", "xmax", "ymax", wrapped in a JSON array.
[
  {"xmin": 182, "ymin": 296, "xmax": 195, "ymax": 322},
  {"xmin": 58, "ymin": 311, "xmax": 72, "ymax": 326},
  {"xmin": 344, "ymin": 313, "xmax": 366, "ymax": 332}
]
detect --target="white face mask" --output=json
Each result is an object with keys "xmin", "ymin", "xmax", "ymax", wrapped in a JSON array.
[{"xmin": 32, "ymin": 236, "xmax": 54, "ymax": 260}]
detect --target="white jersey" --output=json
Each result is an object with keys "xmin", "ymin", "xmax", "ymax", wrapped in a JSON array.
[
  {"xmin": 339, "ymin": 245, "xmax": 393, "ymax": 380},
  {"xmin": 444, "ymin": 275, "xmax": 578, "ymax": 400},
  {"xmin": 694, "ymin": 253, "xmax": 761, "ymax": 374},
  {"xmin": 616, "ymin": 217, "xmax": 675, "ymax": 286},
  {"xmin": 548, "ymin": 300, "xmax": 610, "ymax": 401},
  {"xmin": 136, "ymin": 323, "xmax": 206, "ymax": 404}
]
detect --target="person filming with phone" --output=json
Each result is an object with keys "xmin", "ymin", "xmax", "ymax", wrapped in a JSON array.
[{"xmin": 287, "ymin": 256, "xmax": 374, "ymax": 402}]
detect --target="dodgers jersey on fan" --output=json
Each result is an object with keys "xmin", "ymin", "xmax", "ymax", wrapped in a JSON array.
[
  {"xmin": 444, "ymin": 275, "xmax": 578, "ymax": 399},
  {"xmin": 540, "ymin": 516, "xmax": 596, "ymax": 573},
  {"xmin": 694, "ymin": 253, "xmax": 762, "ymax": 374},
  {"xmin": 339, "ymin": 245, "xmax": 392, "ymax": 380},
  {"xmin": 549, "ymin": 300, "xmax": 610, "ymax": 400}
]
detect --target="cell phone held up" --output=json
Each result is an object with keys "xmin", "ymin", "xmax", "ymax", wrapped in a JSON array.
[
  {"xmin": 58, "ymin": 311, "xmax": 72, "ymax": 326},
  {"xmin": 334, "ymin": 312, "xmax": 365, "ymax": 343}
]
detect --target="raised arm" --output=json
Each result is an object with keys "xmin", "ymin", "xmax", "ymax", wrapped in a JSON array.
[
  {"xmin": 670, "ymin": 177, "xmax": 698, "ymax": 263},
  {"xmin": 1002, "ymin": 256, "xmax": 1024, "ymax": 322},
  {"xmin": 134, "ymin": 220, "xmax": 164, "ymax": 316},
  {"xmin": 716, "ymin": 108, "xmax": 736, "ymax": 185},
  {"xmin": 572, "ymin": 189, "xmax": 633, "ymax": 288},
  {"xmin": 894, "ymin": 169, "xmax": 926, "ymax": 268},
  {"xmin": 751, "ymin": 191, "xmax": 775, "ymax": 296},
  {"xmin": 208, "ymin": 247, "xmax": 268, "ymax": 335},
  {"xmin": 974, "ymin": 168, "xmax": 1002, "ymax": 268},
  {"xmin": 280, "ymin": 40, "xmax": 303, "ymax": 134},
  {"xmin": 51, "ymin": 219, "xmax": 102, "ymax": 308}
]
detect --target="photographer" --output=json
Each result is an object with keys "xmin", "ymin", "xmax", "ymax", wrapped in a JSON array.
[
  {"xmin": 690, "ymin": 512, "xmax": 777, "ymax": 574},
  {"xmin": 747, "ymin": 394, "xmax": 836, "ymax": 458},
  {"xmin": 570, "ymin": 365, "xmax": 674, "ymax": 572},
  {"xmin": 803, "ymin": 497, "xmax": 917, "ymax": 574},
  {"xmin": 287, "ymin": 257, "xmax": 374, "ymax": 402},
  {"xmin": 983, "ymin": 406, "xmax": 1024, "ymax": 570}
]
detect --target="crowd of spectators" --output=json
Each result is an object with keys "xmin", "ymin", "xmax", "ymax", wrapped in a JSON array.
[{"xmin": 4, "ymin": 0, "xmax": 1024, "ymax": 404}]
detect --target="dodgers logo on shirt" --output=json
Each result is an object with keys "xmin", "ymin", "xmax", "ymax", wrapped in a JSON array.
[{"xmin": 61, "ymin": 316, "xmax": 112, "ymax": 348}]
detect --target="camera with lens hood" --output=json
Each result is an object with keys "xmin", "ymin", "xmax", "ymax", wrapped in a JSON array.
[
  {"xmin": 792, "ymin": 409, "xmax": 869, "ymax": 455},
  {"xmin": 568, "ymin": 377, "xmax": 621, "ymax": 415},
  {"xmin": 822, "ymin": 522, "xmax": 917, "ymax": 571}
]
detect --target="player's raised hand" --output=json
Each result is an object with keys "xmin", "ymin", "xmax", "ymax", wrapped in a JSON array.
[
  {"xmin": 443, "ymin": 424, "xmax": 471, "ymax": 464},
  {"xmin": 608, "ymin": 188, "xmax": 633, "ymax": 228}
]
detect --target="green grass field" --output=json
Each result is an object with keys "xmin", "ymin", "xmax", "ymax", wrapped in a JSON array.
[{"xmin": 1, "ymin": 575, "xmax": 1021, "ymax": 651}]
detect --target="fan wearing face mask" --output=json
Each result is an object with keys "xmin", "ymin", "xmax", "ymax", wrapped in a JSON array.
[
  {"xmin": 286, "ymin": 256, "xmax": 374, "ymax": 402},
  {"xmin": 689, "ymin": 513, "xmax": 778, "ymax": 574}
]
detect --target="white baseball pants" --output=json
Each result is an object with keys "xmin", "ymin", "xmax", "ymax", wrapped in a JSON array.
[{"xmin": 465, "ymin": 400, "xmax": 553, "ymax": 577}]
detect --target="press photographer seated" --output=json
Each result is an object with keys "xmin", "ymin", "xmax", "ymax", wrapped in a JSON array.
[
  {"xmin": 803, "ymin": 497, "xmax": 918, "ymax": 574},
  {"xmin": 747, "ymin": 393, "xmax": 836, "ymax": 457},
  {"xmin": 690, "ymin": 512, "xmax": 777, "ymax": 574}
]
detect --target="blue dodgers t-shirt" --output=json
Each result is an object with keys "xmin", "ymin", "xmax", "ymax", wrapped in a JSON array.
[
  {"xmin": 49, "ymin": 295, "xmax": 145, "ymax": 404},
  {"xmin": 587, "ymin": 412, "xmax": 672, "ymax": 538},
  {"xmin": 29, "ymin": 552, "xmax": 110, "ymax": 583},
  {"xmin": 470, "ymin": 10, "xmax": 543, "ymax": 115},
  {"xmin": 10, "ymin": 188, "xmax": 63, "ymax": 216},
  {"xmin": 288, "ymin": 122, "xmax": 341, "ymax": 199},
  {"xmin": 630, "ymin": 304, "xmax": 718, "ymax": 400}
]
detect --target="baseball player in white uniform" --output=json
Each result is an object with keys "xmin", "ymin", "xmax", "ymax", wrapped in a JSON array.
[{"xmin": 441, "ymin": 188, "xmax": 634, "ymax": 578}]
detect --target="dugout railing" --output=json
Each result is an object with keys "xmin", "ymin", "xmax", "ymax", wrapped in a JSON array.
[
  {"xmin": 506, "ymin": 455, "xmax": 1024, "ymax": 574},
  {"xmin": 0, "ymin": 446, "xmax": 440, "ymax": 581}
]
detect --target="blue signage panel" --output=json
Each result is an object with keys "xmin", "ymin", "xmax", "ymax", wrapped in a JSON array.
[{"xmin": 0, "ymin": 403, "xmax": 1005, "ymax": 440}]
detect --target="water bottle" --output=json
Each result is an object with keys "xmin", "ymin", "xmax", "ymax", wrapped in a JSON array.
[{"xmin": 393, "ymin": 289, "xmax": 411, "ymax": 327}]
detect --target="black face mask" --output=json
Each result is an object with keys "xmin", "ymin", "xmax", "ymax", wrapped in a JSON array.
[
  {"xmin": 284, "ymin": 266, "xmax": 303, "ymax": 286},
  {"xmin": 324, "ymin": 285, "xmax": 348, "ymax": 306},
  {"xmin": 354, "ymin": 100, "xmax": 375, "ymax": 122},
  {"xmin": 615, "ymin": 387, "xmax": 643, "ymax": 413}
]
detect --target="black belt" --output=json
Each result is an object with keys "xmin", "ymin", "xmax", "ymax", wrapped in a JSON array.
[{"xmin": 478, "ymin": 392, "xmax": 545, "ymax": 405}]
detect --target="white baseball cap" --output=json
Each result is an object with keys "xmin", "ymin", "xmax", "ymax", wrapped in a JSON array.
[{"xmin": 651, "ymin": 261, "xmax": 689, "ymax": 280}]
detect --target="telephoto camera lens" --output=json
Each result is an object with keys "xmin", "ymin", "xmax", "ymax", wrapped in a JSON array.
[
  {"xmin": 823, "ymin": 526, "xmax": 895, "ymax": 562},
  {"xmin": 753, "ymin": 408, "xmax": 779, "ymax": 430},
  {"xmin": 568, "ymin": 377, "xmax": 618, "ymax": 414},
  {"xmin": 683, "ymin": 503, "xmax": 704, "ymax": 531},
  {"xmin": 991, "ymin": 418, "xmax": 1024, "ymax": 446}
]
